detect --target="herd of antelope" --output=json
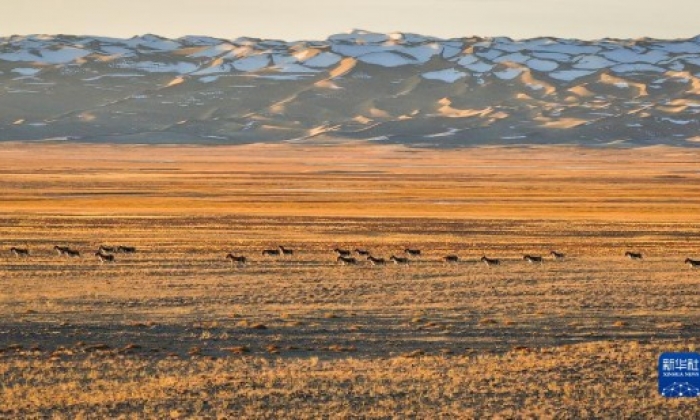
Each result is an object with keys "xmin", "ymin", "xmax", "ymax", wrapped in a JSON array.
[
  {"xmin": 222, "ymin": 246, "xmax": 700, "ymax": 270},
  {"xmin": 6, "ymin": 244, "xmax": 700, "ymax": 269},
  {"xmin": 8, "ymin": 244, "xmax": 136, "ymax": 264}
]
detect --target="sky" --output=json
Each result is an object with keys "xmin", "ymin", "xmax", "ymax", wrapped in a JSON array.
[{"xmin": 2, "ymin": 0, "xmax": 699, "ymax": 41}]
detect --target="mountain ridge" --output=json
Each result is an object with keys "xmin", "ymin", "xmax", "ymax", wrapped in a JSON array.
[{"xmin": 2, "ymin": 30, "xmax": 700, "ymax": 147}]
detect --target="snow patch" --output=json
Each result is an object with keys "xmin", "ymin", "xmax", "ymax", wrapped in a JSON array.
[
  {"xmin": 526, "ymin": 59, "xmax": 559, "ymax": 72},
  {"xmin": 603, "ymin": 48, "xmax": 668, "ymax": 64},
  {"xmin": 82, "ymin": 73, "xmax": 143, "ymax": 81},
  {"xmin": 357, "ymin": 52, "xmax": 415, "ymax": 67},
  {"xmin": 11, "ymin": 68, "xmax": 41, "ymax": 76},
  {"xmin": 397, "ymin": 44, "xmax": 442, "ymax": 62},
  {"xmin": 232, "ymin": 55, "xmax": 270, "ymax": 72},
  {"xmin": 535, "ymin": 43, "xmax": 601, "ymax": 55},
  {"xmin": 494, "ymin": 52, "xmax": 530, "ymax": 64},
  {"xmin": 475, "ymin": 49, "xmax": 503, "ymax": 61},
  {"xmin": 257, "ymin": 74, "xmax": 313, "ymax": 80},
  {"xmin": 329, "ymin": 31, "xmax": 389, "ymax": 44},
  {"xmin": 573, "ymin": 55, "xmax": 615, "ymax": 69},
  {"xmin": 199, "ymin": 76, "xmax": 220, "ymax": 83},
  {"xmin": 38, "ymin": 47, "xmax": 91, "ymax": 64},
  {"xmin": 274, "ymin": 63, "xmax": 320, "ymax": 73},
  {"xmin": 531, "ymin": 52, "xmax": 571, "ymax": 62},
  {"xmin": 661, "ymin": 117, "xmax": 692, "ymax": 125},
  {"xmin": 118, "ymin": 60, "xmax": 198, "ymax": 74},
  {"xmin": 548, "ymin": 70, "xmax": 596, "ymax": 81},
  {"xmin": 493, "ymin": 68, "xmax": 524, "ymax": 80},
  {"xmin": 611, "ymin": 63, "xmax": 665, "ymax": 73},
  {"xmin": 422, "ymin": 68, "xmax": 467, "ymax": 83},
  {"xmin": 459, "ymin": 60, "xmax": 494, "ymax": 73},
  {"xmin": 303, "ymin": 52, "xmax": 342, "ymax": 68},
  {"xmin": 441, "ymin": 45, "xmax": 463, "ymax": 59},
  {"xmin": 456, "ymin": 55, "xmax": 480, "ymax": 66},
  {"xmin": 654, "ymin": 41, "xmax": 700, "ymax": 54},
  {"xmin": 425, "ymin": 128, "xmax": 460, "ymax": 138},
  {"xmin": 331, "ymin": 44, "xmax": 387, "ymax": 57}
]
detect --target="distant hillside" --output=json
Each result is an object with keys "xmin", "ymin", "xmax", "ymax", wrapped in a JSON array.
[{"xmin": 2, "ymin": 30, "xmax": 700, "ymax": 146}]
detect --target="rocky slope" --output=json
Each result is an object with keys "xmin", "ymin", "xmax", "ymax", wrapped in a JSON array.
[{"xmin": 2, "ymin": 30, "xmax": 700, "ymax": 146}]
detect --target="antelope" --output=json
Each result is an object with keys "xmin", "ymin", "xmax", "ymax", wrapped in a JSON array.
[
  {"xmin": 443, "ymin": 255, "xmax": 459, "ymax": 264},
  {"xmin": 10, "ymin": 247, "xmax": 29, "ymax": 257},
  {"xmin": 278, "ymin": 245, "xmax": 294, "ymax": 256},
  {"xmin": 55, "ymin": 246, "xmax": 80, "ymax": 257},
  {"xmin": 404, "ymin": 248, "xmax": 421, "ymax": 257},
  {"xmin": 355, "ymin": 248, "xmax": 370, "ymax": 256},
  {"xmin": 337, "ymin": 255, "xmax": 357, "ymax": 265},
  {"xmin": 262, "ymin": 249, "xmax": 281, "ymax": 256},
  {"xmin": 94, "ymin": 251, "xmax": 115, "ymax": 264},
  {"xmin": 625, "ymin": 251, "xmax": 643, "ymax": 261},
  {"xmin": 117, "ymin": 245, "xmax": 136, "ymax": 254},
  {"xmin": 550, "ymin": 250, "xmax": 565, "ymax": 260},
  {"xmin": 98, "ymin": 245, "xmax": 116, "ymax": 253},
  {"xmin": 685, "ymin": 258, "xmax": 700, "ymax": 269},
  {"xmin": 334, "ymin": 248, "xmax": 351, "ymax": 257},
  {"xmin": 523, "ymin": 255, "xmax": 544, "ymax": 264},
  {"xmin": 226, "ymin": 253, "xmax": 247, "ymax": 266},
  {"xmin": 481, "ymin": 256, "xmax": 500, "ymax": 267},
  {"xmin": 390, "ymin": 255, "xmax": 410, "ymax": 265},
  {"xmin": 366, "ymin": 255, "xmax": 386, "ymax": 265},
  {"xmin": 65, "ymin": 249, "xmax": 81, "ymax": 258},
  {"xmin": 54, "ymin": 245, "xmax": 70, "ymax": 256}
]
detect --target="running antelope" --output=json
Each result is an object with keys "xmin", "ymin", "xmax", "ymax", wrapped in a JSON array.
[
  {"xmin": 278, "ymin": 246, "xmax": 294, "ymax": 256},
  {"xmin": 523, "ymin": 255, "xmax": 544, "ymax": 264},
  {"xmin": 334, "ymin": 248, "xmax": 351, "ymax": 257},
  {"xmin": 481, "ymin": 256, "xmax": 500, "ymax": 267},
  {"xmin": 10, "ymin": 246, "xmax": 29, "ymax": 257},
  {"xmin": 390, "ymin": 255, "xmax": 410, "ymax": 265},
  {"xmin": 55, "ymin": 246, "xmax": 80, "ymax": 257},
  {"xmin": 10, "ymin": 247, "xmax": 29, "ymax": 257},
  {"xmin": 117, "ymin": 245, "xmax": 136, "ymax": 253},
  {"xmin": 94, "ymin": 251, "xmax": 115, "ymax": 264},
  {"xmin": 54, "ymin": 245, "xmax": 70, "ymax": 256},
  {"xmin": 625, "ymin": 251, "xmax": 643, "ymax": 261},
  {"xmin": 98, "ymin": 245, "xmax": 116, "ymax": 253},
  {"xmin": 404, "ymin": 248, "xmax": 421, "ymax": 257},
  {"xmin": 337, "ymin": 255, "xmax": 357, "ymax": 265},
  {"xmin": 443, "ymin": 255, "xmax": 459, "ymax": 264},
  {"xmin": 366, "ymin": 255, "xmax": 386, "ymax": 266},
  {"xmin": 550, "ymin": 250, "xmax": 565, "ymax": 260},
  {"xmin": 226, "ymin": 253, "xmax": 247, "ymax": 266},
  {"xmin": 65, "ymin": 249, "xmax": 81, "ymax": 258},
  {"xmin": 262, "ymin": 249, "xmax": 281, "ymax": 256},
  {"xmin": 685, "ymin": 258, "xmax": 700, "ymax": 269},
  {"xmin": 355, "ymin": 248, "xmax": 370, "ymax": 256}
]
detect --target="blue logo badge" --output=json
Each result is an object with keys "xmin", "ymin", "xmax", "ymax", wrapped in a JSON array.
[{"xmin": 659, "ymin": 352, "xmax": 700, "ymax": 397}]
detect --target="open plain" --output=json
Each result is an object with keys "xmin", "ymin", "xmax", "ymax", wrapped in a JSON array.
[{"xmin": 1, "ymin": 143, "xmax": 700, "ymax": 418}]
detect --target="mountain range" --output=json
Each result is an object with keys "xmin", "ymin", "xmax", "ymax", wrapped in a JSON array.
[{"xmin": 2, "ymin": 30, "xmax": 700, "ymax": 146}]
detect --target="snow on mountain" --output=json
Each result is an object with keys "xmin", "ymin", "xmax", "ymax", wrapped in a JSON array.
[
  {"xmin": 422, "ymin": 68, "xmax": 467, "ymax": 83},
  {"xmin": 303, "ymin": 52, "xmax": 342, "ymax": 68},
  {"xmin": 1, "ymin": 31, "xmax": 700, "ymax": 146}
]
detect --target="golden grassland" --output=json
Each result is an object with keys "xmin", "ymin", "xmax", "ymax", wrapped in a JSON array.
[
  {"xmin": 1, "ymin": 143, "xmax": 700, "ymax": 418},
  {"xmin": 1, "ymin": 142, "xmax": 699, "ymax": 219}
]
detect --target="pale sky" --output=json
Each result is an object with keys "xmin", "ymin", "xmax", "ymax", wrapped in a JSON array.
[{"xmin": 3, "ymin": 0, "xmax": 699, "ymax": 41}]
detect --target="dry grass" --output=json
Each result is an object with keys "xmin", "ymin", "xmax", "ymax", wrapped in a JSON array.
[
  {"xmin": 0, "ymin": 142, "xmax": 699, "ymax": 220},
  {"xmin": 2, "ymin": 341, "xmax": 699, "ymax": 418},
  {"xmin": 1, "ymin": 143, "xmax": 700, "ymax": 417}
]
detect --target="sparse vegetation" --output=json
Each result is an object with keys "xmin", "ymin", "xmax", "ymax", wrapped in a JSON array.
[{"xmin": 1, "ymin": 144, "xmax": 700, "ymax": 417}]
